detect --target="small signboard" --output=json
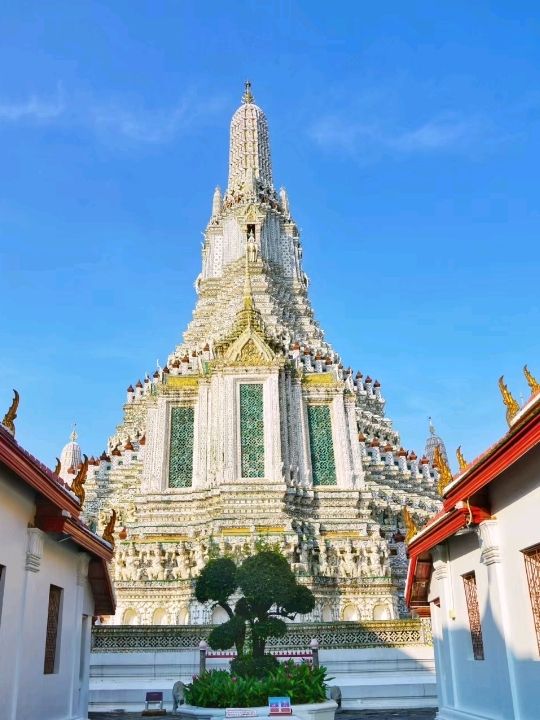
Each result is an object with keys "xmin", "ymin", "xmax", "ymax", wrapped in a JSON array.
[
  {"xmin": 225, "ymin": 710, "xmax": 257, "ymax": 718},
  {"xmin": 268, "ymin": 697, "xmax": 292, "ymax": 715}
]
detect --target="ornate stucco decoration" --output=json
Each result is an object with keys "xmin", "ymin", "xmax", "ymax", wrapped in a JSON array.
[
  {"xmin": 434, "ymin": 444, "xmax": 453, "ymax": 495},
  {"xmin": 80, "ymin": 84, "xmax": 444, "ymax": 626},
  {"xmin": 498, "ymin": 375, "xmax": 520, "ymax": 426},
  {"xmin": 2, "ymin": 389, "xmax": 19, "ymax": 436}
]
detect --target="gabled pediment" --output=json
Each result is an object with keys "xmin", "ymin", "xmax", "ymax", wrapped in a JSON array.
[{"xmin": 224, "ymin": 328, "xmax": 275, "ymax": 366}]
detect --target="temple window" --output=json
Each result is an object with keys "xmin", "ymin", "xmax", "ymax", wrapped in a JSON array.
[
  {"xmin": 522, "ymin": 543, "xmax": 540, "ymax": 653},
  {"xmin": 168, "ymin": 406, "xmax": 195, "ymax": 488},
  {"xmin": 239, "ymin": 383, "xmax": 265, "ymax": 478},
  {"xmin": 462, "ymin": 572, "xmax": 484, "ymax": 660},
  {"xmin": 307, "ymin": 404, "xmax": 337, "ymax": 486},
  {"xmin": 44, "ymin": 585, "xmax": 63, "ymax": 674}
]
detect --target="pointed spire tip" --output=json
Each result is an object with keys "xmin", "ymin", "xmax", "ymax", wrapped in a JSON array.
[{"xmin": 242, "ymin": 80, "xmax": 254, "ymax": 104}]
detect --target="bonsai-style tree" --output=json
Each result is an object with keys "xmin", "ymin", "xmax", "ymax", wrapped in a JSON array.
[{"xmin": 195, "ymin": 550, "xmax": 315, "ymax": 659}]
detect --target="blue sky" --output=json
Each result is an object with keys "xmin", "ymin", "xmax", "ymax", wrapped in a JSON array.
[{"xmin": 1, "ymin": 1, "xmax": 539, "ymax": 469}]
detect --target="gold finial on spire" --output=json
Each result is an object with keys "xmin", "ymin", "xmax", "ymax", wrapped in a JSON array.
[
  {"xmin": 402, "ymin": 506, "xmax": 419, "ymax": 544},
  {"xmin": 456, "ymin": 446, "xmax": 468, "ymax": 472},
  {"xmin": 242, "ymin": 80, "xmax": 254, "ymax": 104},
  {"xmin": 71, "ymin": 454, "xmax": 88, "ymax": 506},
  {"xmin": 434, "ymin": 444, "xmax": 453, "ymax": 495},
  {"xmin": 498, "ymin": 375, "xmax": 520, "ymax": 426},
  {"xmin": 524, "ymin": 365, "xmax": 540, "ymax": 395},
  {"xmin": 102, "ymin": 509, "xmax": 117, "ymax": 548},
  {"xmin": 2, "ymin": 389, "xmax": 20, "ymax": 436},
  {"xmin": 54, "ymin": 457, "xmax": 61, "ymax": 475}
]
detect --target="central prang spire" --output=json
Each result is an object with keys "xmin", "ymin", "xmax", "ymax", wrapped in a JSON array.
[{"xmin": 227, "ymin": 81, "xmax": 273, "ymax": 193}]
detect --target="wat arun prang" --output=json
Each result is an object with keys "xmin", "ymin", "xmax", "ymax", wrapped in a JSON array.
[{"xmin": 82, "ymin": 83, "xmax": 441, "ymax": 625}]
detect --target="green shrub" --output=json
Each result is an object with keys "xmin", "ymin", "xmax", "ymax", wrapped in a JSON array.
[
  {"xmin": 230, "ymin": 653, "xmax": 279, "ymax": 679},
  {"xmin": 184, "ymin": 660, "xmax": 329, "ymax": 708}
]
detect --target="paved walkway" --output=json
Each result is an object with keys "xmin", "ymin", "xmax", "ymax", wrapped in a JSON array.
[{"xmin": 89, "ymin": 710, "xmax": 437, "ymax": 720}]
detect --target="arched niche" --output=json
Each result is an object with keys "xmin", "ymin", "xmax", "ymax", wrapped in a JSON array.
[
  {"xmin": 211, "ymin": 606, "xmax": 229, "ymax": 624},
  {"xmin": 122, "ymin": 608, "xmax": 139, "ymax": 625},
  {"xmin": 373, "ymin": 603, "xmax": 392, "ymax": 620},
  {"xmin": 152, "ymin": 608, "xmax": 168, "ymax": 625},
  {"xmin": 342, "ymin": 604, "xmax": 359, "ymax": 622}
]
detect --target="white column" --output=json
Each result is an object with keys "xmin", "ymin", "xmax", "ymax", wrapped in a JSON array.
[
  {"xmin": 345, "ymin": 395, "xmax": 364, "ymax": 488},
  {"xmin": 10, "ymin": 528, "xmax": 45, "ymax": 720},
  {"xmin": 430, "ymin": 545, "xmax": 457, "ymax": 714},
  {"xmin": 193, "ymin": 382, "xmax": 209, "ymax": 489},
  {"xmin": 330, "ymin": 394, "xmax": 353, "ymax": 488},
  {"xmin": 69, "ymin": 553, "xmax": 90, "ymax": 719},
  {"xmin": 476, "ymin": 519, "xmax": 519, "ymax": 718},
  {"xmin": 264, "ymin": 372, "xmax": 283, "ymax": 481}
]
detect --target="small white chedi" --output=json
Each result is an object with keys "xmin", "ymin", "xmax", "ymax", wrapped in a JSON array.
[{"xmin": 77, "ymin": 82, "xmax": 442, "ymax": 625}]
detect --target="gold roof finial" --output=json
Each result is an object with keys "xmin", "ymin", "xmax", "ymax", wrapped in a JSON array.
[
  {"xmin": 242, "ymin": 80, "xmax": 254, "ymax": 104},
  {"xmin": 524, "ymin": 365, "xmax": 540, "ymax": 395},
  {"xmin": 70, "ymin": 454, "xmax": 88, "ymax": 506},
  {"xmin": 456, "ymin": 446, "xmax": 468, "ymax": 472},
  {"xmin": 402, "ymin": 506, "xmax": 419, "ymax": 544},
  {"xmin": 53, "ymin": 457, "xmax": 61, "ymax": 475},
  {"xmin": 2, "ymin": 389, "xmax": 20, "ymax": 436},
  {"xmin": 102, "ymin": 508, "xmax": 117, "ymax": 548},
  {"xmin": 434, "ymin": 444, "xmax": 453, "ymax": 495},
  {"xmin": 498, "ymin": 375, "xmax": 520, "ymax": 426}
]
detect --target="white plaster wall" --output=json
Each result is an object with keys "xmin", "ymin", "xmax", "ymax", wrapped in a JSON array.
[
  {"xmin": 0, "ymin": 469, "xmax": 96, "ymax": 720},
  {"xmin": 489, "ymin": 446, "xmax": 540, "ymax": 719},
  {"xmin": 430, "ymin": 445, "xmax": 540, "ymax": 720}
]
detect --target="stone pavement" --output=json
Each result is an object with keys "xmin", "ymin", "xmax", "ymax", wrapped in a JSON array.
[{"xmin": 89, "ymin": 710, "xmax": 437, "ymax": 720}]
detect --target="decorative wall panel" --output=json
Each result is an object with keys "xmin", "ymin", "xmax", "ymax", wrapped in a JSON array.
[
  {"xmin": 169, "ymin": 407, "xmax": 195, "ymax": 488},
  {"xmin": 523, "ymin": 544, "xmax": 540, "ymax": 654},
  {"xmin": 307, "ymin": 405, "xmax": 337, "ymax": 486},
  {"xmin": 462, "ymin": 572, "xmax": 484, "ymax": 660},
  {"xmin": 240, "ymin": 383, "xmax": 264, "ymax": 478}
]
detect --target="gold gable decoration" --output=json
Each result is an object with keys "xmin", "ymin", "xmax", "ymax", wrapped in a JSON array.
[
  {"xmin": 498, "ymin": 375, "xmax": 520, "ymax": 426},
  {"xmin": 402, "ymin": 506, "xmax": 419, "ymax": 544},
  {"xmin": 434, "ymin": 444, "xmax": 453, "ymax": 495},
  {"xmin": 71, "ymin": 454, "xmax": 88, "ymax": 506},
  {"xmin": 456, "ymin": 446, "xmax": 468, "ymax": 472},
  {"xmin": 2, "ymin": 389, "xmax": 19, "ymax": 436},
  {"xmin": 524, "ymin": 365, "xmax": 540, "ymax": 395}
]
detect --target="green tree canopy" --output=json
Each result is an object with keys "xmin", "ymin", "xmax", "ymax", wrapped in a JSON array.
[{"xmin": 194, "ymin": 549, "xmax": 315, "ymax": 658}]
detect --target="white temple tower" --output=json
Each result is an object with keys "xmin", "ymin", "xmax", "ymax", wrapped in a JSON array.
[{"xmin": 82, "ymin": 84, "xmax": 442, "ymax": 625}]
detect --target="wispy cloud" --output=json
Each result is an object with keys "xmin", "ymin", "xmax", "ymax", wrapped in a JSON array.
[
  {"xmin": 0, "ymin": 85, "xmax": 226, "ymax": 145},
  {"xmin": 310, "ymin": 112, "xmax": 481, "ymax": 158},
  {"xmin": 0, "ymin": 88, "xmax": 65, "ymax": 122}
]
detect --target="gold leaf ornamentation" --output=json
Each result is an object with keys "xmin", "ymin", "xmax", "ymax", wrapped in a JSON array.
[
  {"xmin": 403, "ymin": 506, "xmax": 418, "ymax": 544},
  {"xmin": 53, "ymin": 457, "xmax": 61, "ymax": 475},
  {"xmin": 524, "ymin": 365, "xmax": 540, "ymax": 395},
  {"xmin": 102, "ymin": 509, "xmax": 117, "ymax": 548},
  {"xmin": 434, "ymin": 445, "xmax": 453, "ymax": 495},
  {"xmin": 2, "ymin": 389, "xmax": 19, "ymax": 436},
  {"xmin": 456, "ymin": 446, "xmax": 468, "ymax": 472},
  {"xmin": 71, "ymin": 454, "xmax": 88, "ymax": 506},
  {"xmin": 498, "ymin": 375, "xmax": 520, "ymax": 426}
]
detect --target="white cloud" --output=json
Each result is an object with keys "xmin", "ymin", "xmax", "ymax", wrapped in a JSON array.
[
  {"xmin": 0, "ymin": 90, "xmax": 65, "ymax": 122},
  {"xmin": 310, "ymin": 112, "xmax": 482, "ymax": 158}
]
